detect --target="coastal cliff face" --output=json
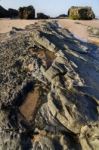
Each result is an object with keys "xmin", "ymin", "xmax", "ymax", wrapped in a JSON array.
[
  {"xmin": 0, "ymin": 21, "xmax": 99, "ymax": 150},
  {"xmin": 68, "ymin": 6, "xmax": 95, "ymax": 20}
]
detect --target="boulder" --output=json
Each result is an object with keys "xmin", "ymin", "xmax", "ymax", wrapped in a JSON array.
[
  {"xmin": 37, "ymin": 13, "xmax": 50, "ymax": 19},
  {"xmin": 68, "ymin": 6, "xmax": 95, "ymax": 20},
  {"xmin": 19, "ymin": 5, "xmax": 35, "ymax": 19},
  {"xmin": 56, "ymin": 14, "xmax": 67, "ymax": 19},
  {"xmin": 8, "ymin": 8, "xmax": 18, "ymax": 18},
  {"xmin": 0, "ymin": 5, "xmax": 8, "ymax": 18}
]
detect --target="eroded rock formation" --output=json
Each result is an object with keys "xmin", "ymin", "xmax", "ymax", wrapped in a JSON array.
[
  {"xmin": 37, "ymin": 13, "xmax": 50, "ymax": 19},
  {"xmin": 0, "ymin": 5, "xmax": 18, "ymax": 18},
  {"xmin": 8, "ymin": 8, "xmax": 18, "ymax": 18},
  {"xmin": 19, "ymin": 5, "xmax": 35, "ymax": 19},
  {"xmin": 68, "ymin": 6, "xmax": 95, "ymax": 20},
  {"xmin": 0, "ymin": 21, "xmax": 99, "ymax": 149},
  {"xmin": 0, "ymin": 5, "xmax": 8, "ymax": 18},
  {"xmin": 56, "ymin": 14, "xmax": 67, "ymax": 19}
]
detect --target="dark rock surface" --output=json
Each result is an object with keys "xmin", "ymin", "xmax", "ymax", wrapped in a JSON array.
[
  {"xmin": 19, "ymin": 5, "xmax": 35, "ymax": 19},
  {"xmin": 0, "ymin": 21, "xmax": 99, "ymax": 149},
  {"xmin": 56, "ymin": 14, "xmax": 67, "ymax": 19},
  {"xmin": 8, "ymin": 8, "xmax": 18, "ymax": 18},
  {"xmin": 37, "ymin": 13, "xmax": 50, "ymax": 19},
  {"xmin": 0, "ymin": 5, "xmax": 18, "ymax": 18},
  {"xmin": 0, "ymin": 5, "xmax": 8, "ymax": 18},
  {"xmin": 68, "ymin": 6, "xmax": 95, "ymax": 20}
]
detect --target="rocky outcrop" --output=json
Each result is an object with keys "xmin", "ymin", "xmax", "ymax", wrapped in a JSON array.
[
  {"xmin": 19, "ymin": 5, "xmax": 35, "ymax": 19},
  {"xmin": 8, "ymin": 8, "xmax": 18, "ymax": 18},
  {"xmin": 68, "ymin": 6, "xmax": 95, "ymax": 20},
  {"xmin": 0, "ymin": 5, "xmax": 18, "ymax": 18},
  {"xmin": 0, "ymin": 21, "xmax": 99, "ymax": 149},
  {"xmin": 0, "ymin": 5, "xmax": 8, "ymax": 18},
  {"xmin": 37, "ymin": 13, "xmax": 50, "ymax": 19},
  {"xmin": 56, "ymin": 14, "xmax": 67, "ymax": 19}
]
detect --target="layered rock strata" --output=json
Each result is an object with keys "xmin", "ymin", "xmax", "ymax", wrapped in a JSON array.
[{"xmin": 0, "ymin": 21, "xmax": 99, "ymax": 149}]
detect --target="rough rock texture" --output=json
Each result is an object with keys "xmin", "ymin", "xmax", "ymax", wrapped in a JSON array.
[
  {"xmin": 19, "ymin": 5, "xmax": 35, "ymax": 19},
  {"xmin": 0, "ymin": 21, "xmax": 99, "ymax": 150},
  {"xmin": 88, "ymin": 26, "xmax": 99, "ymax": 38},
  {"xmin": 37, "ymin": 13, "xmax": 50, "ymax": 19},
  {"xmin": 68, "ymin": 6, "xmax": 95, "ymax": 20},
  {"xmin": 0, "ymin": 5, "xmax": 8, "ymax": 18},
  {"xmin": 8, "ymin": 8, "xmax": 18, "ymax": 18}
]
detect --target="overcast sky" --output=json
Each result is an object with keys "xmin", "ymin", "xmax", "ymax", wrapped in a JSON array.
[{"xmin": 0, "ymin": 0, "xmax": 99, "ymax": 17}]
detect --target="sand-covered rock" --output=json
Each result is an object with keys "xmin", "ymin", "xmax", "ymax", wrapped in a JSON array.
[
  {"xmin": 0, "ymin": 21, "xmax": 99, "ymax": 149},
  {"xmin": 19, "ymin": 5, "xmax": 35, "ymax": 19},
  {"xmin": 68, "ymin": 6, "xmax": 95, "ymax": 20}
]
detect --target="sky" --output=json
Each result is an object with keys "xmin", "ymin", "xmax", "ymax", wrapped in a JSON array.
[{"xmin": 0, "ymin": 0, "xmax": 99, "ymax": 17}]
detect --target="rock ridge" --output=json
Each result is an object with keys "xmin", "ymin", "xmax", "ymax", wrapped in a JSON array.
[{"xmin": 0, "ymin": 20, "xmax": 99, "ymax": 149}]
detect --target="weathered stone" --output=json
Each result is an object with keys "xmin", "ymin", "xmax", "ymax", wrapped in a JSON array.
[
  {"xmin": 0, "ymin": 21, "xmax": 99, "ymax": 150},
  {"xmin": 32, "ymin": 135, "xmax": 55, "ymax": 150},
  {"xmin": 68, "ymin": 6, "xmax": 95, "ymax": 20},
  {"xmin": 0, "ymin": 5, "xmax": 8, "ymax": 18},
  {"xmin": 56, "ymin": 14, "xmax": 67, "ymax": 19},
  {"xmin": 37, "ymin": 13, "xmax": 50, "ymax": 19},
  {"xmin": 19, "ymin": 5, "xmax": 35, "ymax": 19},
  {"xmin": 80, "ymin": 125, "xmax": 99, "ymax": 150},
  {"xmin": 8, "ymin": 8, "xmax": 18, "ymax": 18},
  {"xmin": 0, "ymin": 5, "xmax": 18, "ymax": 18}
]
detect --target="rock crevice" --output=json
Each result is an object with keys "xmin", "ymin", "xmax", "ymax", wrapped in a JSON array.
[{"xmin": 0, "ymin": 21, "xmax": 99, "ymax": 149}]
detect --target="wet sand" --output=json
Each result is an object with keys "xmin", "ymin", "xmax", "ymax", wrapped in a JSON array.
[{"xmin": 58, "ymin": 19, "xmax": 99, "ymax": 44}]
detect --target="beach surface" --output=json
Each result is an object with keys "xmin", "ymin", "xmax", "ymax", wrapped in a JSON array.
[
  {"xmin": 0, "ymin": 18, "xmax": 99, "ymax": 44},
  {"xmin": 59, "ymin": 19, "xmax": 99, "ymax": 44}
]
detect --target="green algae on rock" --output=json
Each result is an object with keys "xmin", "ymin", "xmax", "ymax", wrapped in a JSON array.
[{"xmin": 68, "ymin": 6, "xmax": 95, "ymax": 20}]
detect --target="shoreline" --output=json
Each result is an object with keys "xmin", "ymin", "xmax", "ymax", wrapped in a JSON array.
[{"xmin": 0, "ymin": 18, "xmax": 99, "ymax": 45}]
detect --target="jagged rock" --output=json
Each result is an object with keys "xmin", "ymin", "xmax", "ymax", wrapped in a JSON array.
[
  {"xmin": 19, "ymin": 5, "xmax": 35, "ymax": 19},
  {"xmin": 0, "ymin": 21, "xmax": 99, "ymax": 149},
  {"xmin": 37, "ymin": 13, "xmax": 50, "ymax": 19},
  {"xmin": 8, "ymin": 8, "xmax": 18, "ymax": 18},
  {"xmin": 32, "ymin": 135, "xmax": 55, "ymax": 150},
  {"xmin": 68, "ymin": 6, "xmax": 95, "ymax": 20},
  {"xmin": 79, "ymin": 125, "xmax": 99, "ymax": 150},
  {"xmin": 0, "ymin": 130, "xmax": 21, "ymax": 150},
  {"xmin": 0, "ymin": 5, "xmax": 8, "ymax": 18}
]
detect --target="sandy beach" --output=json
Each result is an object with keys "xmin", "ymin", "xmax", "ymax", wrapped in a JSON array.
[
  {"xmin": 59, "ymin": 19, "xmax": 99, "ymax": 44},
  {"xmin": 0, "ymin": 18, "xmax": 99, "ymax": 44},
  {"xmin": 0, "ymin": 19, "xmax": 38, "ymax": 33}
]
